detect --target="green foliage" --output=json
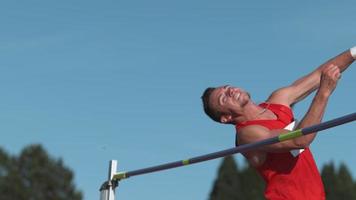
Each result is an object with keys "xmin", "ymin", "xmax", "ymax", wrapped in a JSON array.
[
  {"xmin": 210, "ymin": 157, "xmax": 356, "ymax": 200},
  {"xmin": 0, "ymin": 144, "xmax": 82, "ymax": 200},
  {"xmin": 321, "ymin": 162, "xmax": 356, "ymax": 200},
  {"xmin": 209, "ymin": 156, "xmax": 264, "ymax": 200}
]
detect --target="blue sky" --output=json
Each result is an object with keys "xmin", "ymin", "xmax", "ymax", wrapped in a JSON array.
[{"xmin": 1, "ymin": 1, "xmax": 355, "ymax": 200}]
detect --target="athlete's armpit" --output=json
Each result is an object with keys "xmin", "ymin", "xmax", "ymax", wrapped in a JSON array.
[{"xmin": 238, "ymin": 125, "xmax": 306, "ymax": 153}]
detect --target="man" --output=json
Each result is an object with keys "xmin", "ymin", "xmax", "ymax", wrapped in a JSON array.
[{"xmin": 202, "ymin": 47, "xmax": 356, "ymax": 199}]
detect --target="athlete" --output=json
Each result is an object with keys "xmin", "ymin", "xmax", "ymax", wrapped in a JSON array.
[{"xmin": 201, "ymin": 47, "xmax": 356, "ymax": 199}]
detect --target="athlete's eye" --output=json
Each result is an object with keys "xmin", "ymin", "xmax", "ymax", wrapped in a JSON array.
[
  {"xmin": 222, "ymin": 96, "xmax": 227, "ymax": 102},
  {"xmin": 219, "ymin": 94, "xmax": 227, "ymax": 105}
]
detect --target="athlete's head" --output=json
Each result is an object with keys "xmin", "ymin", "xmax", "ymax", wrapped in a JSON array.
[{"xmin": 201, "ymin": 85, "xmax": 251, "ymax": 124}]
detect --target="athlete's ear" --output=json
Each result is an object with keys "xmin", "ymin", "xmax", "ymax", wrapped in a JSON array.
[{"xmin": 220, "ymin": 115, "xmax": 232, "ymax": 124}]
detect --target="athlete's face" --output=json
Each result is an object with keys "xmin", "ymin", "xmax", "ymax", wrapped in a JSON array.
[{"xmin": 209, "ymin": 85, "xmax": 251, "ymax": 119}]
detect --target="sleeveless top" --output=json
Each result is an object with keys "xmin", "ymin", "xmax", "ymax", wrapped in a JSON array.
[{"xmin": 236, "ymin": 103, "xmax": 325, "ymax": 200}]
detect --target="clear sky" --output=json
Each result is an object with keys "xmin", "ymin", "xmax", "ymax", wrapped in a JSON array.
[{"xmin": 1, "ymin": 1, "xmax": 355, "ymax": 200}]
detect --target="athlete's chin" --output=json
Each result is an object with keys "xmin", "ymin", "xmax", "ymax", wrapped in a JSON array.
[
  {"xmin": 240, "ymin": 93, "xmax": 251, "ymax": 106},
  {"xmin": 240, "ymin": 97, "xmax": 250, "ymax": 107}
]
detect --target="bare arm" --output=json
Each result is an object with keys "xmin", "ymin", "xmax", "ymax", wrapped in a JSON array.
[
  {"xmin": 292, "ymin": 64, "xmax": 340, "ymax": 147},
  {"xmin": 267, "ymin": 48, "xmax": 354, "ymax": 106},
  {"xmin": 239, "ymin": 65, "xmax": 341, "ymax": 152}
]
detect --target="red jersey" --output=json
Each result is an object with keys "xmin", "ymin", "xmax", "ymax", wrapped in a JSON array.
[{"xmin": 236, "ymin": 103, "xmax": 325, "ymax": 200}]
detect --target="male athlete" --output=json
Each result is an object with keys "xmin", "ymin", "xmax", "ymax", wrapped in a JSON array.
[{"xmin": 201, "ymin": 47, "xmax": 356, "ymax": 199}]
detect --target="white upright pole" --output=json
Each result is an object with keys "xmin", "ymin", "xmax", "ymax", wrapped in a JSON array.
[{"xmin": 99, "ymin": 160, "xmax": 118, "ymax": 200}]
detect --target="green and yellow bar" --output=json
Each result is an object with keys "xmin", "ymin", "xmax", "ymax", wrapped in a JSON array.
[{"xmin": 113, "ymin": 112, "xmax": 356, "ymax": 181}]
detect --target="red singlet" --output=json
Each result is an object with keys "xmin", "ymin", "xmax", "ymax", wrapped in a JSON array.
[{"xmin": 236, "ymin": 103, "xmax": 325, "ymax": 200}]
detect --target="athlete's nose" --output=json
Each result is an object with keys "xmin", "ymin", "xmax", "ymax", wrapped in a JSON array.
[
  {"xmin": 228, "ymin": 88, "xmax": 234, "ymax": 97},
  {"xmin": 229, "ymin": 88, "xmax": 239, "ymax": 96}
]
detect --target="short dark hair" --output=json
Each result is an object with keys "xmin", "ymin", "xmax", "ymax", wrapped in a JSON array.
[{"xmin": 201, "ymin": 87, "xmax": 222, "ymax": 123}]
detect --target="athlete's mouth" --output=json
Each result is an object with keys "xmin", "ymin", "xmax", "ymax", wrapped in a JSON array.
[{"xmin": 234, "ymin": 93, "xmax": 240, "ymax": 101}]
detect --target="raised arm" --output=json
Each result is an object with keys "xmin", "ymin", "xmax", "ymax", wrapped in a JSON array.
[
  {"xmin": 267, "ymin": 47, "xmax": 355, "ymax": 106},
  {"xmin": 290, "ymin": 64, "xmax": 341, "ymax": 147},
  {"xmin": 239, "ymin": 64, "xmax": 341, "ymax": 152}
]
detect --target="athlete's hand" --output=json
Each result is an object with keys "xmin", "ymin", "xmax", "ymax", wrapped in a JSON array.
[{"xmin": 318, "ymin": 64, "xmax": 341, "ymax": 97}]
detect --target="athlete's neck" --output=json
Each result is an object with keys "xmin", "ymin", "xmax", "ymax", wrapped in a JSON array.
[{"xmin": 231, "ymin": 101, "xmax": 269, "ymax": 123}]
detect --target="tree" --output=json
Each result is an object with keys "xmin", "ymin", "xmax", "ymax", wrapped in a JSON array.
[
  {"xmin": 0, "ymin": 144, "xmax": 82, "ymax": 200},
  {"xmin": 209, "ymin": 156, "xmax": 242, "ymax": 200},
  {"xmin": 210, "ymin": 158, "xmax": 356, "ymax": 200},
  {"xmin": 209, "ymin": 156, "xmax": 264, "ymax": 200},
  {"xmin": 0, "ymin": 148, "xmax": 12, "ymax": 197},
  {"xmin": 238, "ymin": 162, "xmax": 264, "ymax": 200},
  {"xmin": 321, "ymin": 162, "xmax": 356, "ymax": 200}
]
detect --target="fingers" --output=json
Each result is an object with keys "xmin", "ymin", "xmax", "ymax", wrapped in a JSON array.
[
  {"xmin": 318, "ymin": 64, "xmax": 340, "ymax": 96},
  {"xmin": 322, "ymin": 64, "xmax": 341, "ymax": 80}
]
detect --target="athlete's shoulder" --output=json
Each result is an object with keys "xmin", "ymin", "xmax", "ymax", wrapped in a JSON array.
[
  {"xmin": 266, "ymin": 87, "xmax": 294, "ymax": 107},
  {"xmin": 238, "ymin": 125, "xmax": 270, "ymax": 145}
]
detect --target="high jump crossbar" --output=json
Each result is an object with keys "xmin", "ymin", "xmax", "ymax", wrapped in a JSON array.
[{"xmin": 99, "ymin": 112, "xmax": 355, "ymax": 200}]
